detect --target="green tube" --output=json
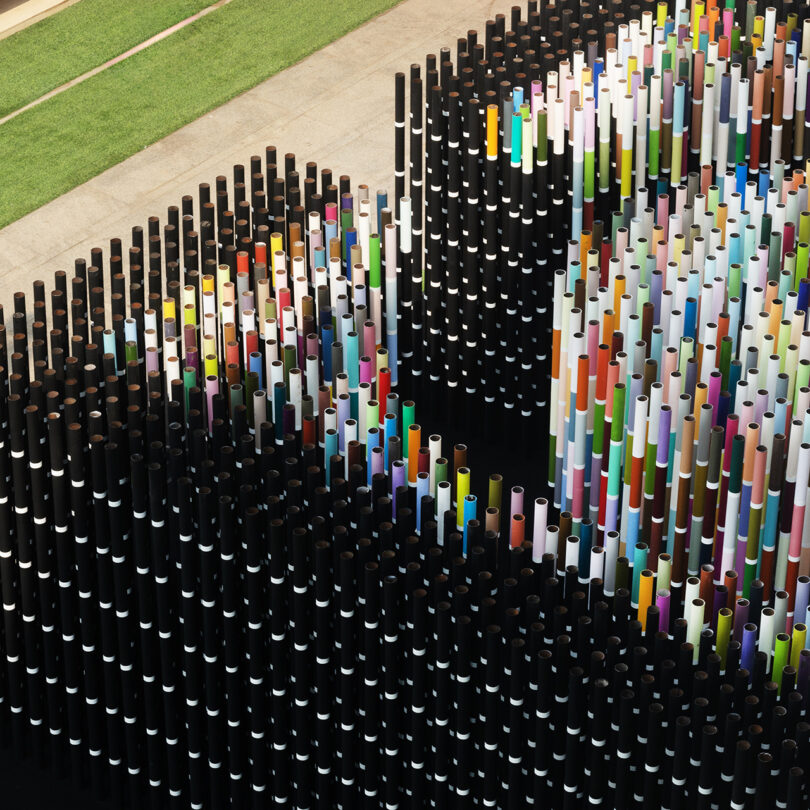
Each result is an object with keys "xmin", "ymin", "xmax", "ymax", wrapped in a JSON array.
[
  {"xmin": 488, "ymin": 474, "xmax": 503, "ymax": 512},
  {"xmin": 615, "ymin": 556, "xmax": 630, "ymax": 592},
  {"xmin": 366, "ymin": 399, "xmax": 379, "ymax": 434},
  {"xmin": 184, "ymin": 366, "xmax": 196, "ymax": 413},
  {"xmin": 369, "ymin": 233, "xmax": 381, "ymax": 294},
  {"xmin": 402, "ymin": 401, "xmax": 415, "ymax": 457},
  {"xmin": 761, "ymin": 213, "xmax": 773, "ymax": 250},
  {"xmin": 768, "ymin": 230, "xmax": 782, "ymax": 282},
  {"xmin": 434, "ymin": 458, "xmax": 448, "ymax": 502},
  {"xmin": 779, "ymin": 266, "xmax": 794, "ymax": 302},
  {"xmin": 283, "ymin": 344, "xmax": 296, "ymax": 391},
  {"xmin": 745, "ymin": 2, "xmax": 756, "ymax": 42},
  {"xmin": 735, "ymin": 127, "xmax": 747, "ymax": 165},
  {"xmin": 678, "ymin": 337, "xmax": 693, "ymax": 379},
  {"xmin": 716, "ymin": 609, "xmax": 732, "ymax": 669},
  {"xmin": 611, "ymin": 210, "xmax": 624, "ymax": 251},
  {"xmin": 265, "ymin": 297, "xmax": 277, "ymax": 321},
  {"xmin": 607, "ymin": 384, "xmax": 626, "ymax": 501},
  {"xmin": 584, "ymin": 145, "xmax": 595, "ymax": 204},
  {"xmin": 730, "ymin": 25, "xmax": 741, "ymax": 53},
  {"xmin": 799, "ymin": 212, "xmax": 810, "ymax": 244},
  {"xmin": 773, "ymin": 161, "xmax": 785, "ymax": 196},
  {"xmin": 707, "ymin": 185, "xmax": 719, "ymax": 214},
  {"xmin": 229, "ymin": 383, "xmax": 243, "ymax": 419},
  {"xmin": 657, "ymin": 556, "xmax": 672, "ymax": 591},
  {"xmin": 777, "ymin": 318, "xmax": 791, "ymax": 362},
  {"xmin": 719, "ymin": 337, "xmax": 732, "ymax": 392},
  {"xmin": 729, "ymin": 264, "xmax": 742, "ymax": 299},
  {"xmin": 794, "ymin": 361, "xmax": 810, "ymax": 411},
  {"xmin": 648, "ymin": 125, "xmax": 660, "ymax": 185},
  {"xmin": 125, "ymin": 339, "xmax": 138, "ymax": 365},
  {"xmin": 665, "ymin": 35, "xmax": 676, "ymax": 66},
  {"xmin": 340, "ymin": 208, "xmax": 353, "ymax": 266},
  {"xmin": 796, "ymin": 242, "xmax": 810, "ymax": 290},
  {"xmin": 772, "ymin": 633, "xmax": 790, "ymax": 693},
  {"xmin": 245, "ymin": 371, "xmax": 258, "ymax": 422},
  {"xmin": 536, "ymin": 111, "xmax": 548, "ymax": 164},
  {"xmin": 743, "ymin": 496, "xmax": 763, "ymax": 597}
]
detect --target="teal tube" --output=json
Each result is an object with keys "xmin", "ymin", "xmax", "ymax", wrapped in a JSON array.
[
  {"xmin": 325, "ymin": 429, "xmax": 338, "ymax": 488},
  {"xmin": 632, "ymin": 543, "xmax": 649, "ymax": 605},
  {"xmin": 346, "ymin": 330, "xmax": 359, "ymax": 419}
]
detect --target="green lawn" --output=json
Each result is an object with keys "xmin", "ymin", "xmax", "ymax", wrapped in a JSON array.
[
  {"xmin": 0, "ymin": 0, "xmax": 214, "ymax": 117},
  {"xmin": 0, "ymin": 0, "xmax": 400, "ymax": 229}
]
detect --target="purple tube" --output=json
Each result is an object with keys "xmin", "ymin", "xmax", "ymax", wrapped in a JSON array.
[
  {"xmin": 753, "ymin": 389, "xmax": 769, "ymax": 425},
  {"xmin": 530, "ymin": 80, "xmax": 543, "ymax": 120},
  {"xmin": 798, "ymin": 649, "xmax": 810, "ymax": 699},
  {"xmin": 282, "ymin": 404, "xmax": 295, "ymax": 436},
  {"xmin": 510, "ymin": 486, "xmax": 524, "ymax": 520},
  {"xmin": 650, "ymin": 270, "xmax": 663, "ymax": 322},
  {"xmin": 656, "ymin": 590, "xmax": 671, "ymax": 634},
  {"xmin": 146, "ymin": 347, "xmax": 159, "ymax": 375},
  {"xmin": 794, "ymin": 576, "xmax": 810, "ymax": 627},
  {"xmin": 416, "ymin": 472, "xmax": 430, "ymax": 529},
  {"xmin": 186, "ymin": 346, "xmax": 199, "ymax": 375},
  {"xmin": 712, "ymin": 589, "xmax": 726, "ymax": 629},
  {"xmin": 391, "ymin": 460, "xmax": 406, "ymax": 514},
  {"xmin": 740, "ymin": 623, "xmax": 757, "ymax": 673},
  {"xmin": 708, "ymin": 374, "xmax": 721, "ymax": 427},
  {"xmin": 371, "ymin": 445, "xmax": 384, "ymax": 478},
  {"xmin": 733, "ymin": 598, "xmax": 750, "ymax": 639}
]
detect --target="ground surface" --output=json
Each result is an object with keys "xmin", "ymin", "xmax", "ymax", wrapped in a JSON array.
[{"xmin": 0, "ymin": 0, "xmax": 497, "ymax": 295}]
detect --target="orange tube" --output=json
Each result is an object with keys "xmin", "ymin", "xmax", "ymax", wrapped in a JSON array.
[
  {"xmin": 510, "ymin": 513, "xmax": 525, "ymax": 548},
  {"xmin": 407, "ymin": 423, "xmax": 421, "ymax": 484}
]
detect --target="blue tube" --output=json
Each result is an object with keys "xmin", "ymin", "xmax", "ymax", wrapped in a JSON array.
[
  {"xmin": 416, "ymin": 472, "xmax": 430, "ymax": 531},
  {"xmin": 462, "ymin": 494, "xmax": 477, "ymax": 555}
]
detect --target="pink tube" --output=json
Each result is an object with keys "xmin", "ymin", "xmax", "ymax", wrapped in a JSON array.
[
  {"xmin": 656, "ymin": 589, "xmax": 671, "ymax": 633},
  {"xmin": 359, "ymin": 355, "xmax": 373, "ymax": 385}
]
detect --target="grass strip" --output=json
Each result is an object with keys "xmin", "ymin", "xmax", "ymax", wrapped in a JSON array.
[
  {"xmin": 0, "ymin": 0, "xmax": 399, "ymax": 229},
  {"xmin": 0, "ymin": 0, "xmax": 214, "ymax": 117}
]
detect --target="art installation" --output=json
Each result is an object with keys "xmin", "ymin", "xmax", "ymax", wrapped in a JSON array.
[{"xmin": 2, "ymin": 0, "xmax": 810, "ymax": 808}]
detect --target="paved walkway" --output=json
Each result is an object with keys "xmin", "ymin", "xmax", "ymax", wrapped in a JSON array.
[
  {"xmin": 0, "ymin": 0, "xmax": 77, "ymax": 38},
  {"xmin": 0, "ymin": 0, "xmax": 497, "ymax": 299}
]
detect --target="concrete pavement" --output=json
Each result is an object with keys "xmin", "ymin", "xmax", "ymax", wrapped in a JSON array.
[{"xmin": 0, "ymin": 0, "xmax": 498, "ymax": 299}]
